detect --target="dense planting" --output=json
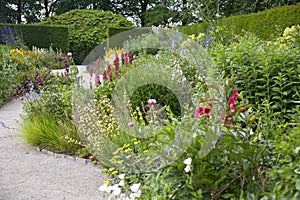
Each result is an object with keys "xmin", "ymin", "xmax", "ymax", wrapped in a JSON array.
[
  {"xmin": 1, "ymin": 9, "xmax": 299, "ymax": 199},
  {"xmin": 39, "ymin": 10, "xmax": 133, "ymax": 64}
]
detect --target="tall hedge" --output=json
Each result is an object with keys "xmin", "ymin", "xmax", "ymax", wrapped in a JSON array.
[
  {"xmin": 178, "ymin": 2, "xmax": 300, "ymax": 40},
  {"xmin": 0, "ymin": 24, "xmax": 69, "ymax": 52},
  {"xmin": 39, "ymin": 10, "xmax": 133, "ymax": 64}
]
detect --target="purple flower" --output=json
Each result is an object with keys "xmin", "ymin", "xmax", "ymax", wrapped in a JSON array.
[
  {"xmin": 155, "ymin": 54, "xmax": 160, "ymax": 60},
  {"xmin": 128, "ymin": 122, "xmax": 134, "ymax": 127},
  {"xmin": 0, "ymin": 121, "xmax": 5, "ymax": 127},
  {"xmin": 67, "ymin": 52, "xmax": 72, "ymax": 57},
  {"xmin": 148, "ymin": 99, "xmax": 157, "ymax": 105}
]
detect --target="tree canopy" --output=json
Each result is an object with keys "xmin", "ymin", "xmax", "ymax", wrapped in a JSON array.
[{"xmin": 0, "ymin": 0, "xmax": 299, "ymax": 25}]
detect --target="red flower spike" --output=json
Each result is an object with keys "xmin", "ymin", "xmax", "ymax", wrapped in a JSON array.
[{"xmin": 102, "ymin": 69, "xmax": 107, "ymax": 80}]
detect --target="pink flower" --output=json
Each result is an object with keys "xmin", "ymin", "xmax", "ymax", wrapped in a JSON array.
[
  {"xmin": 102, "ymin": 69, "xmax": 107, "ymax": 80},
  {"xmin": 89, "ymin": 66, "xmax": 93, "ymax": 77},
  {"xmin": 128, "ymin": 122, "xmax": 134, "ymax": 127},
  {"xmin": 228, "ymin": 90, "xmax": 238, "ymax": 113},
  {"xmin": 224, "ymin": 119, "xmax": 232, "ymax": 125},
  {"xmin": 96, "ymin": 58, "xmax": 100, "ymax": 68},
  {"xmin": 107, "ymin": 63, "xmax": 111, "ymax": 73},
  {"xmin": 194, "ymin": 106, "xmax": 204, "ymax": 119},
  {"xmin": 230, "ymin": 103, "xmax": 235, "ymax": 113},
  {"xmin": 95, "ymin": 73, "xmax": 101, "ymax": 86},
  {"xmin": 195, "ymin": 104, "xmax": 211, "ymax": 119},
  {"xmin": 128, "ymin": 52, "xmax": 133, "ymax": 64},
  {"xmin": 67, "ymin": 52, "xmax": 72, "ymax": 57},
  {"xmin": 148, "ymin": 99, "xmax": 157, "ymax": 105},
  {"xmin": 109, "ymin": 71, "xmax": 113, "ymax": 82}
]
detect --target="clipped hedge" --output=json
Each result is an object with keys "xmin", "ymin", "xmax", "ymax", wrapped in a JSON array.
[
  {"xmin": 221, "ymin": 2, "xmax": 300, "ymax": 40},
  {"xmin": 178, "ymin": 2, "xmax": 300, "ymax": 40},
  {"xmin": 40, "ymin": 10, "xmax": 133, "ymax": 64},
  {"xmin": 107, "ymin": 26, "xmax": 152, "ymax": 49},
  {"xmin": 0, "ymin": 24, "xmax": 69, "ymax": 51}
]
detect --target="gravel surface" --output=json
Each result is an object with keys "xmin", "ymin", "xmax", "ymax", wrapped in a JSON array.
[{"xmin": 0, "ymin": 99, "xmax": 108, "ymax": 200}]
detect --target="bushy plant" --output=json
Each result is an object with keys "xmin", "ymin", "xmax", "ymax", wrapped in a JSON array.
[
  {"xmin": 211, "ymin": 33, "xmax": 300, "ymax": 124},
  {"xmin": 21, "ymin": 66, "xmax": 82, "ymax": 154},
  {"xmin": 39, "ymin": 10, "xmax": 133, "ymax": 64},
  {"xmin": 263, "ymin": 121, "xmax": 300, "ymax": 199},
  {"xmin": 0, "ymin": 45, "xmax": 19, "ymax": 105}
]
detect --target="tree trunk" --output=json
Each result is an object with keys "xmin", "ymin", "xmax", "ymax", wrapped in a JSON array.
[
  {"xmin": 17, "ymin": 0, "xmax": 22, "ymax": 23},
  {"xmin": 0, "ymin": 0, "xmax": 7, "ymax": 23},
  {"xmin": 44, "ymin": 0, "xmax": 49, "ymax": 18},
  {"xmin": 140, "ymin": 0, "xmax": 148, "ymax": 26}
]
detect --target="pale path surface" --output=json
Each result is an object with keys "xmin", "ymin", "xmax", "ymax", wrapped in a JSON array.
[{"xmin": 0, "ymin": 99, "xmax": 107, "ymax": 200}]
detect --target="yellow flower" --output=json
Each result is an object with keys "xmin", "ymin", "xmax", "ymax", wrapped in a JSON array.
[
  {"xmin": 104, "ymin": 179, "xmax": 111, "ymax": 185},
  {"xmin": 108, "ymin": 167, "xmax": 115, "ymax": 172},
  {"xmin": 111, "ymin": 170, "xmax": 118, "ymax": 175},
  {"xmin": 124, "ymin": 148, "xmax": 133, "ymax": 152},
  {"xmin": 122, "ymin": 143, "xmax": 130, "ymax": 149},
  {"xmin": 116, "ymin": 160, "xmax": 124, "ymax": 164},
  {"xmin": 125, "ymin": 155, "xmax": 132, "ymax": 159}
]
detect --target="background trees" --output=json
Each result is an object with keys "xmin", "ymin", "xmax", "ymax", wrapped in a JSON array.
[{"xmin": 0, "ymin": 0, "xmax": 299, "ymax": 25}]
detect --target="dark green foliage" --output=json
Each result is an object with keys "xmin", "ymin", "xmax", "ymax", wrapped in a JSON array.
[
  {"xmin": 0, "ymin": 24, "xmax": 69, "ymax": 51},
  {"xmin": 39, "ymin": 9, "xmax": 133, "ymax": 64}
]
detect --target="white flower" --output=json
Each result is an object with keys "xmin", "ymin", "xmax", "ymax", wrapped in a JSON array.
[
  {"xmin": 184, "ymin": 157, "xmax": 192, "ymax": 165},
  {"xmin": 119, "ymin": 180, "xmax": 125, "ymax": 187},
  {"xmin": 130, "ymin": 183, "xmax": 141, "ymax": 193},
  {"xmin": 184, "ymin": 165, "xmax": 191, "ymax": 173},
  {"xmin": 120, "ymin": 193, "xmax": 126, "ymax": 199},
  {"xmin": 118, "ymin": 174, "xmax": 125, "ymax": 180},
  {"xmin": 112, "ymin": 187, "xmax": 121, "ymax": 196},
  {"xmin": 134, "ymin": 190, "xmax": 142, "ymax": 197},
  {"xmin": 111, "ymin": 184, "xmax": 119, "ymax": 191},
  {"xmin": 98, "ymin": 184, "xmax": 108, "ymax": 192}
]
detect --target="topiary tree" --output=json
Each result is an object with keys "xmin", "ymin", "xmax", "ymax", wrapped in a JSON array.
[{"xmin": 39, "ymin": 9, "xmax": 133, "ymax": 64}]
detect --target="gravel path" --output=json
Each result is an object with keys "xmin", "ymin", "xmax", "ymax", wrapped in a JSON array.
[{"xmin": 0, "ymin": 99, "xmax": 107, "ymax": 200}]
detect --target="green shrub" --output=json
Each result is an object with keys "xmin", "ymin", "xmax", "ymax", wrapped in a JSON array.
[
  {"xmin": 21, "ymin": 73, "xmax": 81, "ymax": 154},
  {"xmin": 264, "ymin": 123, "xmax": 300, "ymax": 199},
  {"xmin": 0, "ymin": 45, "xmax": 19, "ymax": 105},
  {"xmin": 212, "ymin": 34, "xmax": 300, "ymax": 123},
  {"xmin": 0, "ymin": 24, "xmax": 69, "ymax": 51},
  {"xmin": 178, "ymin": 2, "xmax": 300, "ymax": 41},
  {"xmin": 39, "ymin": 10, "xmax": 133, "ymax": 64},
  {"xmin": 107, "ymin": 26, "xmax": 152, "ymax": 49}
]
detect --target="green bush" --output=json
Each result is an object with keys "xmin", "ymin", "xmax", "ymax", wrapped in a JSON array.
[
  {"xmin": 39, "ymin": 9, "xmax": 133, "ymax": 64},
  {"xmin": 264, "ymin": 122, "xmax": 300, "ymax": 199},
  {"xmin": 0, "ymin": 45, "xmax": 18, "ymax": 105},
  {"xmin": 21, "ymin": 74, "xmax": 82, "ymax": 154},
  {"xmin": 212, "ymin": 34, "xmax": 300, "ymax": 123},
  {"xmin": 0, "ymin": 24, "xmax": 69, "ymax": 51},
  {"xmin": 178, "ymin": 2, "xmax": 300, "ymax": 41}
]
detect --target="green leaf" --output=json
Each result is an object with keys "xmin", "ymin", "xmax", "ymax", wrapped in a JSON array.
[{"xmin": 296, "ymin": 179, "xmax": 300, "ymax": 191}]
